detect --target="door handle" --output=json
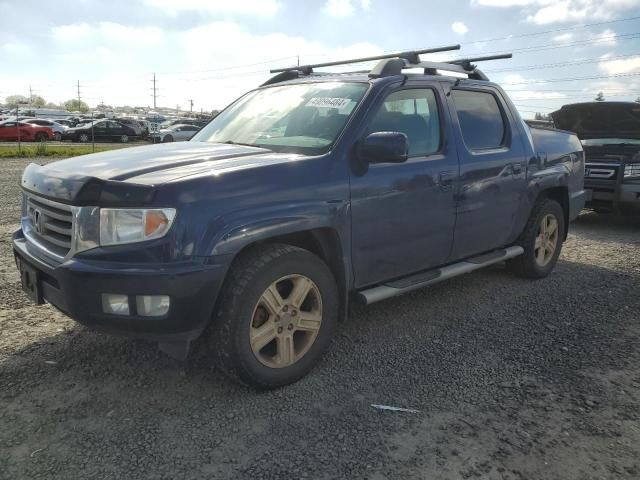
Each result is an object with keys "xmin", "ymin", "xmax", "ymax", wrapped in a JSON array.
[
  {"xmin": 511, "ymin": 162, "xmax": 522, "ymax": 174},
  {"xmin": 438, "ymin": 171, "xmax": 456, "ymax": 191}
]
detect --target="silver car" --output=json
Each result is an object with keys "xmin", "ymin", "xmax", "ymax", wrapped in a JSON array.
[
  {"xmin": 23, "ymin": 118, "xmax": 67, "ymax": 141},
  {"xmin": 153, "ymin": 124, "xmax": 200, "ymax": 143}
]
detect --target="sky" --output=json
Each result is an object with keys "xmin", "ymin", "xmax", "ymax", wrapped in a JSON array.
[{"xmin": 1, "ymin": 0, "xmax": 639, "ymax": 118}]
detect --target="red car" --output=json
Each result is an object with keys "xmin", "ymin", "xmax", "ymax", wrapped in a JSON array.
[{"xmin": 0, "ymin": 120, "xmax": 53, "ymax": 142}]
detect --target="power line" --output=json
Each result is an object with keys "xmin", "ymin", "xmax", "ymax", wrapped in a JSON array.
[
  {"xmin": 503, "ymin": 72, "xmax": 640, "ymax": 86},
  {"xmin": 462, "ymin": 15, "xmax": 640, "ymax": 45},
  {"xmin": 485, "ymin": 53, "xmax": 640, "ymax": 73}
]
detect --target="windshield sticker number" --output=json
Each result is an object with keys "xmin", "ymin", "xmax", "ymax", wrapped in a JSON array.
[{"xmin": 306, "ymin": 97, "xmax": 351, "ymax": 109}]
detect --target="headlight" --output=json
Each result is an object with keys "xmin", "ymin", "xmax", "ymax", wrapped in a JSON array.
[
  {"xmin": 624, "ymin": 163, "xmax": 640, "ymax": 178},
  {"xmin": 100, "ymin": 208, "xmax": 176, "ymax": 246}
]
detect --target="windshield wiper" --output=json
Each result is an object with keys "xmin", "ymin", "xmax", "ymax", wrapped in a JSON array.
[{"xmin": 222, "ymin": 140, "xmax": 262, "ymax": 148}]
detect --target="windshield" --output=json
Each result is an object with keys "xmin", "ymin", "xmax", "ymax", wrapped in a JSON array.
[
  {"xmin": 582, "ymin": 138, "xmax": 640, "ymax": 145},
  {"xmin": 192, "ymin": 82, "xmax": 368, "ymax": 154}
]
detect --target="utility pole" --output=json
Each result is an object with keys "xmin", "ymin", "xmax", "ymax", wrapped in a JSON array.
[
  {"xmin": 29, "ymin": 85, "xmax": 33, "ymax": 108},
  {"xmin": 151, "ymin": 73, "xmax": 157, "ymax": 109},
  {"xmin": 77, "ymin": 80, "xmax": 82, "ymax": 111},
  {"xmin": 189, "ymin": 99, "xmax": 194, "ymax": 113}
]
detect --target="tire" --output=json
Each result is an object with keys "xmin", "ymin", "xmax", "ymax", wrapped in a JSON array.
[
  {"xmin": 208, "ymin": 243, "xmax": 338, "ymax": 390},
  {"xmin": 510, "ymin": 198, "xmax": 565, "ymax": 279},
  {"xmin": 78, "ymin": 133, "xmax": 89, "ymax": 143},
  {"xmin": 54, "ymin": 132, "xmax": 62, "ymax": 141},
  {"xmin": 120, "ymin": 134, "xmax": 129, "ymax": 143},
  {"xmin": 163, "ymin": 135, "xmax": 173, "ymax": 143},
  {"xmin": 35, "ymin": 132, "xmax": 47, "ymax": 142}
]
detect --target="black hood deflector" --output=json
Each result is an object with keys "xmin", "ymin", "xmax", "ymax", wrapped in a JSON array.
[{"xmin": 551, "ymin": 102, "xmax": 640, "ymax": 140}]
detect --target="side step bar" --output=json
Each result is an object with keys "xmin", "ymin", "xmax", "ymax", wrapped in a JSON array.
[{"xmin": 354, "ymin": 246, "xmax": 524, "ymax": 305}]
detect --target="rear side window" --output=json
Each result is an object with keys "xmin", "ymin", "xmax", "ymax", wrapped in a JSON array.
[{"xmin": 451, "ymin": 90, "xmax": 506, "ymax": 150}]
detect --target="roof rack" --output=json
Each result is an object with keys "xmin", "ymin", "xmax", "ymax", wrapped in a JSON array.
[{"xmin": 263, "ymin": 47, "xmax": 512, "ymax": 85}]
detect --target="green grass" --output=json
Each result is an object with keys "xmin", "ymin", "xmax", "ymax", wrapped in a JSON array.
[{"xmin": 0, "ymin": 144, "xmax": 124, "ymax": 158}]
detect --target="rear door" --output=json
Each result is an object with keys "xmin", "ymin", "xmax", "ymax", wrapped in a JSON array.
[
  {"xmin": 446, "ymin": 87, "xmax": 527, "ymax": 259},
  {"xmin": 350, "ymin": 82, "xmax": 459, "ymax": 287}
]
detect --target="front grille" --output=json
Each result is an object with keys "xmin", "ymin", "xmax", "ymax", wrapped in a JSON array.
[
  {"xmin": 585, "ymin": 162, "xmax": 620, "ymax": 181},
  {"xmin": 625, "ymin": 163, "xmax": 640, "ymax": 177},
  {"xmin": 25, "ymin": 194, "xmax": 74, "ymax": 257}
]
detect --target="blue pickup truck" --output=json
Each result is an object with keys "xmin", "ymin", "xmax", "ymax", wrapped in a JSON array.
[{"xmin": 13, "ymin": 47, "xmax": 586, "ymax": 388}]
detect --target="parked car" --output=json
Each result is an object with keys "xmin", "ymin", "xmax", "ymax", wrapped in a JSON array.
[
  {"xmin": 12, "ymin": 47, "xmax": 585, "ymax": 389},
  {"xmin": 61, "ymin": 119, "xmax": 137, "ymax": 143},
  {"xmin": 55, "ymin": 119, "xmax": 75, "ymax": 128},
  {"xmin": 114, "ymin": 117, "xmax": 144, "ymax": 136},
  {"xmin": 23, "ymin": 118, "xmax": 67, "ymax": 141},
  {"xmin": 160, "ymin": 118, "xmax": 208, "ymax": 128},
  {"xmin": 0, "ymin": 120, "xmax": 53, "ymax": 141},
  {"xmin": 152, "ymin": 124, "xmax": 200, "ymax": 142},
  {"xmin": 551, "ymin": 102, "xmax": 640, "ymax": 215}
]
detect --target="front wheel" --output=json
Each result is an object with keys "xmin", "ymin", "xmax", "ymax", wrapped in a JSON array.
[
  {"xmin": 120, "ymin": 134, "xmax": 129, "ymax": 143},
  {"xmin": 54, "ymin": 132, "xmax": 62, "ymax": 141},
  {"xmin": 163, "ymin": 134, "xmax": 173, "ymax": 143},
  {"xmin": 208, "ymin": 244, "xmax": 338, "ymax": 389},
  {"xmin": 35, "ymin": 132, "xmax": 47, "ymax": 142},
  {"xmin": 78, "ymin": 133, "xmax": 89, "ymax": 143},
  {"xmin": 510, "ymin": 198, "xmax": 565, "ymax": 279}
]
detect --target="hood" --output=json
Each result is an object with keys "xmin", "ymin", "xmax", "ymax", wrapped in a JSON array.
[
  {"xmin": 21, "ymin": 142, "xmax": 305, "ymax": 203},
  {"xmin": 551, "ymin": 102, "xmax": 640, "ymax": 140}
]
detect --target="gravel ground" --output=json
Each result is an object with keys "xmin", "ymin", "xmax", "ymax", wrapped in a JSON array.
[{"xmin": 1, "ymin": 157, "xmax": 639, "ymax": 479}]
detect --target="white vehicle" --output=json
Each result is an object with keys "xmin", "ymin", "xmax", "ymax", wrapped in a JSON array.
[
  {"xmin": 152, "ymin": 124, "xmax": 200, "ymax": 142},
  {"xmin": 23, "ymin": 118, "xmax": 68, "ymax": 141},
  {"xmin": 32, "ymin": 108, "xmax": 73, "ymax": 120}
]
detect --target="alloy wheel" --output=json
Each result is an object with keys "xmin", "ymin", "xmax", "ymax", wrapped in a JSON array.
[
  {"xmin": 249, "ymin": 274, "xmax": 323, "ymax": 368},
  {"xmin": 534, "ymin": 214, "xmax": 559, "ymax": 267}
]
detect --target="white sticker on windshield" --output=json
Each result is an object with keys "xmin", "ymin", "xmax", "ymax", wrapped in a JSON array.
[{"xmin": 306, "ymin": 97, "xmax": 351, "ymax": 109}]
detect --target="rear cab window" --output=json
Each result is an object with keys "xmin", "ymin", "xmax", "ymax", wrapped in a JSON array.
[{"xmin": 451, "ymin": 89, "xmax": 508, "ymax": 151}]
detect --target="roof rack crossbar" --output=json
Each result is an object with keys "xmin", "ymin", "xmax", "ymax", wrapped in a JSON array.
[
  {"xmin": 269, "ymin": 44, "xmax": 461, "ymax": 74},
  {"xmin": 448, "ymin": 53, "xmax": 513, "ymax": 68}
]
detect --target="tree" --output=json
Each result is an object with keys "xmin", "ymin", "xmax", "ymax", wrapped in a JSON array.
[
  {"xmin": 63, "ymin": 99, "xmax": 89, "ymax": 113},
  {"xmin": 594, "ymin": 92, "xmax": 605, "ymax": 102},
  {"xmin": 45, "ymin": 102, "xmax": 60, "ymax": 109},
  {"xmin": 30, "ymin": 95, "xmax": 46, "ymax": 108},
  {"xmin": 5, "ymin": 94, "xmax": 29, "ymax": 108}
]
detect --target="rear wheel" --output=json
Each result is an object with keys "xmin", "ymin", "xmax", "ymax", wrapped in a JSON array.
[
  {"xmin": 208, "ymin": 244, "xmax": 338, "ymax": 389},
  {"xmin": 510, "ymin": 198, "xmax": 565, "ymax": 279},
  {"xmin": 54, "ymin": 132, "xmax": 62, "ymax": 141},
  {"xmin": 120, "ymin": 134, "xmax": 129, "ymax": 143},
  {"xmin": 78, "ymin": 133, "xmax": 89, "ymax": 143}
]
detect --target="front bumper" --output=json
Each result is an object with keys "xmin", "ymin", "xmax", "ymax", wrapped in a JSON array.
[
  {"xmin": 585, "ymin": 180, "xmax": 640, "ymax": 214},
  {"xmin": 13, "ymin": 229, "xmax": 227, "ymax": 343}
]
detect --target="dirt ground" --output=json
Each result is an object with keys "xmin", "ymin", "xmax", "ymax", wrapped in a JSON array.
[{"xmin": 1, "ymin": 157, "xmax": 639, "ymax": 479}]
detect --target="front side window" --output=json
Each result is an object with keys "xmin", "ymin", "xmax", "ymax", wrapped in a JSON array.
[
  {"xmin": 451, "ymin": 90, "xmax": 506, "ymax": 150},
  {"xmin": 368, "ymin": 89, "xmax": 441, "ymax": 156},
  {"xmin": 192, "ymin": 82, "xmax": 369, "ymax": 155}
]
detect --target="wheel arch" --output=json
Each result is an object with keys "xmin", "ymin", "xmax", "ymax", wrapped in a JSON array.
[{"xmin": 222, "ymin": 226, "xmax": 349, "ymax": 323}]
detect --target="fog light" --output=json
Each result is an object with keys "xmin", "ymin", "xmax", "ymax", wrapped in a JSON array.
[
  {"xmin": 136, "ymin": 295, "xmax": 170, "ymax": 317},
  {"xmin": 102, "ymin": 294, "xmax": 130, "ymax": 315}
]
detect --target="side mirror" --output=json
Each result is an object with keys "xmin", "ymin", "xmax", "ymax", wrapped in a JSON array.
[{"xmin": 359, "ymin": 131, "xmax": 409, "ymax": 164}]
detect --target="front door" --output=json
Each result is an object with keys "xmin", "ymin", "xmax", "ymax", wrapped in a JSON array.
[
  {"xmin": 92, "ymin": 121, "xmax": 108, "ymax": 141},
  {"xmin": 350, "ymin": 84, "xmax": 459, "ymax": 288}
]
